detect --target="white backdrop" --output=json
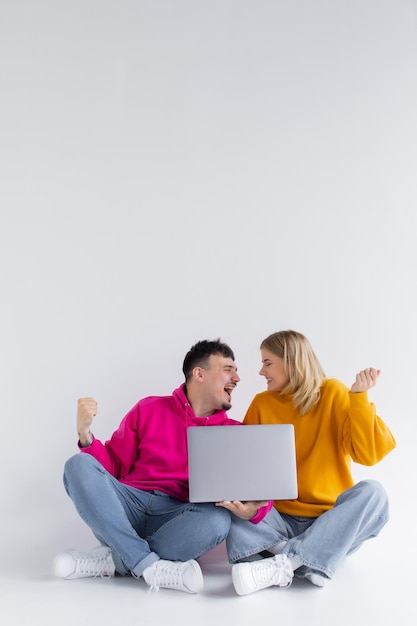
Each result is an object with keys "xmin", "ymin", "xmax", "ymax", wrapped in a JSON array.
[{"xmin": 1, "ymin": 0, "xmax": 416, "ymax": 575}]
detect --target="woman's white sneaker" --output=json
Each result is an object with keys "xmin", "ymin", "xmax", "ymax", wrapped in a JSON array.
[
  {"xmin": 232, "ymin": 554, "xmax": 293, "ymax": 596},
  {"xmin": 53, "ymin": 546, "xmax": 115, "ymax": 579},
  {"xmin": 303, "ymin": 572, "xmax": 326, "ymax": 587}
]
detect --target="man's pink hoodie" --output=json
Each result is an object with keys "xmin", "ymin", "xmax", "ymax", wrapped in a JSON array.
[{"xmin": 81, "ymin": 384, "xmax": 271, "ymax": 523}]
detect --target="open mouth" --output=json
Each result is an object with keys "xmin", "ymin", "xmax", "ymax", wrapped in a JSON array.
[{"xmin": 224, "ymin": 384, "xmax": 235, "ymax": 400}]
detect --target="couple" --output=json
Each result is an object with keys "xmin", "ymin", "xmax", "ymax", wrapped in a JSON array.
[{"xmin": 53, "ymin": 331, "xmax": 396, "ymax": 595}]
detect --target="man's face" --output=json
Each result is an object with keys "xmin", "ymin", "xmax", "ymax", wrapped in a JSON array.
[{"xmin": 201, "ymin": 354, "xmax": 240, "ymax": 411}]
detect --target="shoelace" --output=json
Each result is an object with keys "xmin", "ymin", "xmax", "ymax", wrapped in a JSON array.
[
  {"xmin": 76, "ymin": 555, "xmax": 112, "ymax": 579},
  {"xmin": 145, "ymin": 562, "xmax": 184, "ymax": 593},
  {"xmin": 252, "ymin": 558, "xmax": 292, "ymax": 588}
]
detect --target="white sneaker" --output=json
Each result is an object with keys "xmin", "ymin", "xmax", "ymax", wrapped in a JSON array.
[
  {"xmin": 53, "ymin": 546, "xmax": 115, "ymax": 579},
  {"xmin": 142, "ymin": 559, "xmax": 204, "ymax": 593},
  {"xmin": 303, "ymin": 572, "xmax": 326, "ymax": 587},
  {"xmin": 232, "ymin": 554, "xmax": 293, "ymax": 596}
]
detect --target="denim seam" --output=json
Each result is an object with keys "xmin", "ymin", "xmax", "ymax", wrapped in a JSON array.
[
  {"xmin": 284, "ymin": 550, "xmax": 333, "ymax": 578},
  {"xmin": 229, "ymin": 542, "xmax": 285, "ymax": 564}
]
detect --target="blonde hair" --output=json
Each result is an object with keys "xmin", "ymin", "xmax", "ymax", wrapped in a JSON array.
[{"xmin": 261, "ymin": 330, "xmax": 326, "ymax": 415}]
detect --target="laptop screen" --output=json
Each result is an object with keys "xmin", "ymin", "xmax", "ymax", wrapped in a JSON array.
[{"xmin": 187, "ymin": 424, "xmax": 298, "ymax": 503}]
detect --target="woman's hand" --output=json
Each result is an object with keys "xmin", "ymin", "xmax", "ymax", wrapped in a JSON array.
[
  {"xmin": 351, "ymin": 368, "xmax": 380, "ymax": 393},
  {"xmin": 215, "ymin": 500, "xmax": 269, "ymax": 520}
]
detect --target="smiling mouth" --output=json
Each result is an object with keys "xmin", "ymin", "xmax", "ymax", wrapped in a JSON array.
[{"xmin": 225, "ymin": 384, "xmax": 236, "ymax": 399}]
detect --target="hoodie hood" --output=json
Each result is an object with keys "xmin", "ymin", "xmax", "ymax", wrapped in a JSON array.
[{"xmin": 172, "ymin": 383, "xmax": 239, "ymax": 426}]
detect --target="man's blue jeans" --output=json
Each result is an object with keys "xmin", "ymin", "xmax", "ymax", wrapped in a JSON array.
[
  {"xmin": 63, "ymin": 454, "xmax": 231, "ymax": 577},
  {"xmin": 226, "ymin": 480, "xmax": 389, "ymax": 579}
]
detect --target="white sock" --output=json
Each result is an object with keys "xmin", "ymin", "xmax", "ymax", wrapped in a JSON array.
[{"xmin": 288, "ymin": 556, "xmax": 303, "ymax": 571}]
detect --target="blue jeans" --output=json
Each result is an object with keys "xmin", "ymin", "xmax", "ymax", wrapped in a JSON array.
[
  {"xmin": 226, "ymin": 480, "xmax": 389, "ymax": 579},
  {"xmin": 63, "ymin": 454, "xmax": 231, "ymax": 577}
]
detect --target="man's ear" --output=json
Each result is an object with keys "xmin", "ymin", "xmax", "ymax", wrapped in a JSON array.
[{"xmin": 193, "ymin": 366, "xmax": 205, "ymax": 382}]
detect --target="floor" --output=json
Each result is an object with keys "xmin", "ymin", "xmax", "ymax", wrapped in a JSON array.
[{"xmin": 2, "ymin": 524, "xmax": 413, "ymax": 626}]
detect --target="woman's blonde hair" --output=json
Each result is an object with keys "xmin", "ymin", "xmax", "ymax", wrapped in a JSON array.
[{"xmin": 261, "ymin": 329, "xmax": 326, "ymax": 415}]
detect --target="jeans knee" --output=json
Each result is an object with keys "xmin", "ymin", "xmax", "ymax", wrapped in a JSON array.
[
  {"xmin": 356, "ymin": 479, "xmax": 389, "ymax": 515},
  {"xmin": 215, "ymin": 507, "xmax": 232, "ymax": 534},
  {"xmin": 63, "ymin": 453, "xmax": 99, "ymax": 492},
  {"xmin": 64, "ymin": 452, "xmax": 89, "ymax": 474},
  {"xmin": 202, "ymin": 506, "xmax": 231, "ymax": 539},
  {"xmin": 63, "ymin": 454, "xmax": 79, "ymax": 481}
]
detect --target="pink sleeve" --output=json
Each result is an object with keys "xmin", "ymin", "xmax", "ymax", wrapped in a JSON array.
[{"xmin": 249, "ymin": 500, "xmax": 273, "ymax": 524}]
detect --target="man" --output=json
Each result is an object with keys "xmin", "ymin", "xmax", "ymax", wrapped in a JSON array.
[{"xmin": 53, "ymin": 339, "xmax": 268, "ymax": 593}]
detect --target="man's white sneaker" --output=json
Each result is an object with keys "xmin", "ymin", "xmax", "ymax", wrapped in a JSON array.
[
  {"xmin": 53, "ymin": 546, "xmax": 115, "ymax": 579},
  {"xmin": 142, "ymin": 559, "xmax": 204, "ymax": 593},
  {"xmin": 232, "ymin": 554, "xmax": 293, "ymax": 596}
]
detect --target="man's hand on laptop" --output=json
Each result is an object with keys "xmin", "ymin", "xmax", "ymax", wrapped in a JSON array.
[{"xmin": 215, "ymin": 500, "xmax": 269, "ymax": 520}]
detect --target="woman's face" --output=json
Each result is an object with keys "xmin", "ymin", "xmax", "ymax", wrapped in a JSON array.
[{"xmin": 259, "ymin": 348, "xmax": 290, "ymax": 391}]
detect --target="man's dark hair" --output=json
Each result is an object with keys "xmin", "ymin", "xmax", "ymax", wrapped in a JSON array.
[{"xmin": 182, "ymin": 339, "xmax": 235, "ymax": 381}]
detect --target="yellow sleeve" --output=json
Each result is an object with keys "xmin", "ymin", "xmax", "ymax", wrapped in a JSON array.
[{"xmin": 342, "ymin": 391, "xmax": 396, "ymax": 465}]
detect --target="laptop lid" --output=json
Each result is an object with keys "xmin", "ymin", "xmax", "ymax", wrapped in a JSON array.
[{"xmin": 187, "ymin": 424, "xmax": 298, "ymax": 503}]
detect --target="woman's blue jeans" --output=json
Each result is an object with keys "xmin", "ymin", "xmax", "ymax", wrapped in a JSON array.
[
  {"xmin": 226, "ymin": 480, "xmax": 389, "ymax": 579},
  {"xmin": 63, "ymin": 454, "xmax": 231, "ymax": 577}
]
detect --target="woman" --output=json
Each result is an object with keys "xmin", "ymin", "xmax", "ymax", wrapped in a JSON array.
[{"xmin": 223, "ymin": 330, "xmax": 396, "ymax": 595}]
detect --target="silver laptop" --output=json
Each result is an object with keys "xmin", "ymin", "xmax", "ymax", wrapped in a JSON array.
[{"xmin": 187, "ymin": 424, "xmax": 298, "ymax": 503}]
